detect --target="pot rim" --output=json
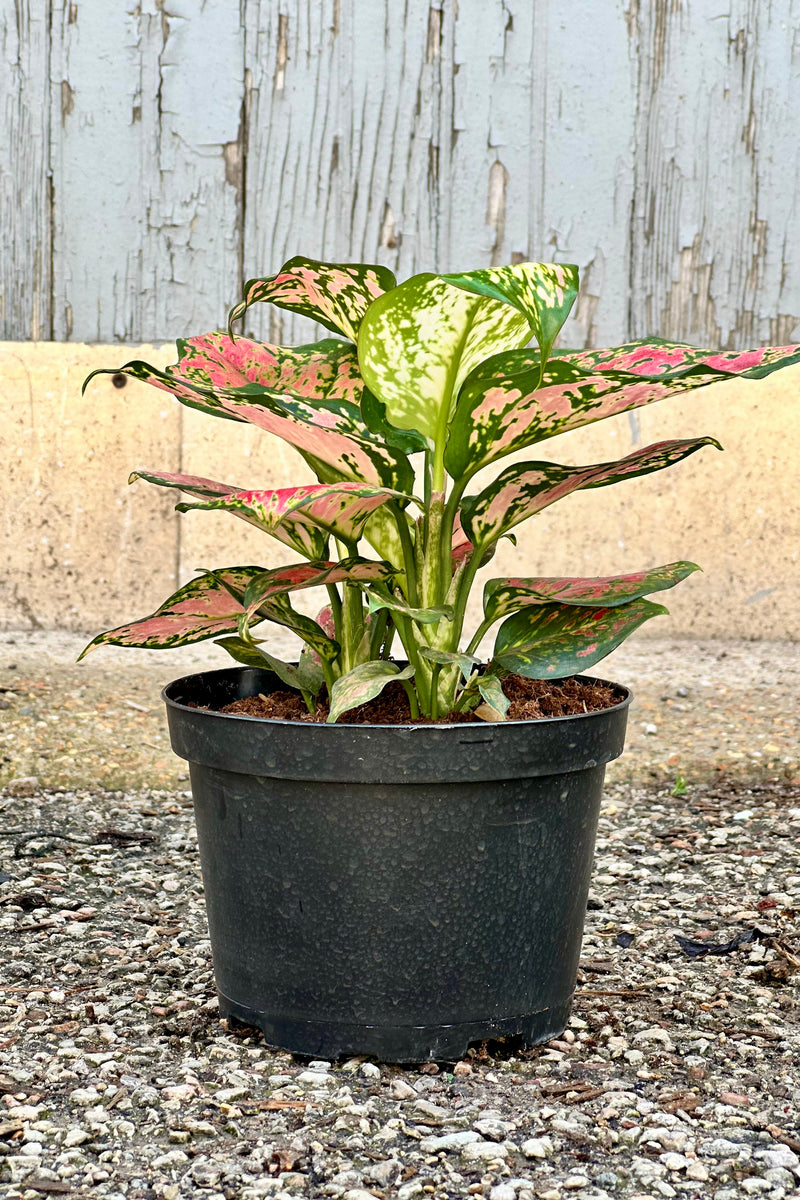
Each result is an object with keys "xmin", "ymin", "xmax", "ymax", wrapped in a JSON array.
[{"xmin": 161, "ymin": 665, "xmax": 632, "ymax": 731}]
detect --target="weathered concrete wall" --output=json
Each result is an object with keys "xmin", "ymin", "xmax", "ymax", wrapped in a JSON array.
[
  {"xmin": 3, "ymin": 1, "xmax": 800, "ymax": 349},
  {"xmin": 3, "ymin": 342, "xmax": 799, "ymax": 640}
]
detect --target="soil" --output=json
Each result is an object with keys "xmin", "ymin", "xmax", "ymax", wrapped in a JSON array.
[{"xmin": 218, "ymin": 673, "xmax": 623, "ymax": 724}]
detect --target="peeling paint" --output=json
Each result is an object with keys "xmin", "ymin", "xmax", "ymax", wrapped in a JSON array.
[
  {"xmin": 60, "ymin": 79, "xmax": 75, "ymax": 124},
  {"xmin": 486, "ymin": 160, "xmax": 508, "ymax": 268},
  {"xmin": 274, "ymin": 13, "xmax": 288, "ymax": 93},
  {"xmin": 426, "ymin": 6, "xmax": 442, "ymax": 63}
]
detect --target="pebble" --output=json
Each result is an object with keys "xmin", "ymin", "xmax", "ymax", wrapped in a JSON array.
[{"xmin": 521, "ymin": 1135, "xmax": 553, "ymax": 1158}]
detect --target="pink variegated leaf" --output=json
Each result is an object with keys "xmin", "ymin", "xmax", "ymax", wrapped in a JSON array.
[
  {"xmin": 77, "ymin": 567, "xmax": 263, "ymax": 657},
  {"xmin": 551, "ymin": 337, "xmax": 800, "ymax": 379},
  {"xmin": 129, "ymin": 468, "xmax": 240, "ymax": 499},
  {"xmin": 242, "ymin": 557, "xmax": 397, "ymax": 622},
  {"xmin": 85, "ymin": 353, "xmax": 413, "ymax": 492},
  {"xmin": 84, "ymin": 334, "xmax": 364, "ymax": 410},
  {"xmin": 417, "ymin": 648, "xmax": 479, "ymax": 680},
  {"xmin": 131, "ymin": 470, "xmax": 329, "ymax": 559},
  {"xmin": 460, "ymin": 437, "xmax": 721, "ymax": 546},
  {"xmin": 229, "ymin": 256, "xmax": 397, "ymax": 341},
  {"xmin": 176, "ymin": 483, "xmax": 413, "ymax": 549},
  {"xmin": 446, "ymin": 341, "xmax": 800, "ymax": 478},
  {"xmin": 171, "ymin": 333, "xmax": 364, "ymax": 402},
  {"xmin": 451, "ymin": 515, "xmax": 497, "ymax": 570},
  {"xmin": 492, "ymin": 598, "xmax": 668, "ymax": 680},
  {"xmin": 483, "ymin": 562, "xmax": 700, "ymax": 625},
  {"xmin": 327, "ymin": 661, "xmax": 415, "ymax": 724}
]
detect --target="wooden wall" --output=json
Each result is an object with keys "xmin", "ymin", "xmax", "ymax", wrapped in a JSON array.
[{"xmin": 3, "ymin": 0, "xmax": 800, "ymax": 350}]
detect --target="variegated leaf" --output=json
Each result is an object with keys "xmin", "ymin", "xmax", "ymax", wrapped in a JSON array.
[
  {"xmin": 366, "ymin": 593, "xmax": 454, "ymax": 625},
  {"xmin": 176, "ymin": 483, "xmax": 412, "ymax": 549},
  {"xmin": 255, "ymin": 594, "xmax": 341, "ymax": 662},
  {"xmin": 86, "ymin": 353, "xmax": 413, "ymax": 491},
  {"xmin": 477, "ymin": 673, "xmax": 510, "ymax": 718},
  {"xmin": 446, "ymin": 343, "xmax": 800, "ymax": 478},
  {"xmin": 484, "ymin": 562, "xmax": 700, "ymax": 624},
  {"xmin": 229, "ymin": 256, "xmax": 396, "ymax": 341},
  {"xmin": 418, "ymin": 647, "xmax": 479, "ymax": 681},
  {"xmin": 85, "ymin": 334, "xmax": 364, "ymax": 408},
  {"xmin": 492, "ymin": 598, "xmax": 668, "ymax": 679},
  {"xmin": 361, "ymin": 386, "xmax": 429, "ymax": 454},
  {"xmin": 443, "ymin": 262, "xmax": 579, "ymax": 369},
  {"xmin": 131, "ymin": 470, "xmax": 328, "ymax": 559},
  {"xmin": 551, "ymin": 337, "xmax": 800, "ymax": 379},
  {"xmin": 78, "ymin": 567, "xmax": 263, "ymax": 658},
  {"xmin": 214, "ymin": 636, "xmax": 324, "ymax": 697},
  {"xmin": 460, "ymin": 438, "xmax": 721, "ymax": 546},
  {"xmin": 327, "ymin": 661, "xmax": 415, "ymax": 724},
  {"xmin": 357, "ymin": 272, "xmax": 532, "ymax": 445},
  {"xmin": 129, "ymin": 468, "xmax": 240, "ymax": 499},
  {"xmin": 242, "ymin": 557, "xmax": 397, "ymax": 622}
]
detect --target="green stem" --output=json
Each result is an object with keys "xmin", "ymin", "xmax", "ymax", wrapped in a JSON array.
[
  {"xmin": 429, "ymin": 662, "xmax": 441, "ymax": 721},
  {"xmin": 450, "ymin": 547, "xmax": 485, "ymax": 649},
  {"xmin": 465, "ymin": 616, "xmax": 495, "ymax": 657},
  {"xmin": 390, "ymin": 502, "xmax": 419, "ymax": 606},
  {"xmin": 325, "ymin": 583, "xmax": 342, "ymax": 633},
  {"xmin": 368, "ymin": 608, "xmax": 390, "ymax": 658},
  {"xmin": 392, "ymin": 613, "xmax": 429, "ymax": 711},
  {"xmin": 399, "ymin": 678, "xmax": 420, "ymax": 719},
  {"xmin": 341, "ymin": 582, "xmax": 364, "ymax": 673}
]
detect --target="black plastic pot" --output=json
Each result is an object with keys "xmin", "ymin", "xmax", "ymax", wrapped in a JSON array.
[{"xmin": 163, "ymin": 666, "xmax": 631, "ymax": 1062}]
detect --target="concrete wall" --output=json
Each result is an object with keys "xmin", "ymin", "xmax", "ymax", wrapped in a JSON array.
[
  {"xmin": 3, "ymin": 1, "xmax": 800, "ymax": 349},
  {"xmin": 3, "ymin": 341, "xmax": 798, "ymax": 640}
]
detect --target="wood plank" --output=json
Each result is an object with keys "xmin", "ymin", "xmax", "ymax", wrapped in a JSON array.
[
  {"xmin": 49, "ymin": 0, "xmax": 245, "ymax": 343},
  {"xmin": 0, "ymin": 0, "xmax": 52, "ymax": 340},
  {"xmin": 629, "ymin": 0, "xmax": 800, "ymax": 349}
]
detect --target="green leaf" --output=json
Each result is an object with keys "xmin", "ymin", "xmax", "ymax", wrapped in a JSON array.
[
  {"xmin": 492, "ymin": 598, "xmax": 668, "ymax": 679},
  {"xmin": 357, "ymin": 272, "xmax": 532, "ymax": 448},
  {"xmin": 483, "ymin": 562, "xmax": 700, "ymax": 624},
  {"xmin": 361, "ymin": 386, "xmax": 429, "ymax": 454},
  {"xmin": 327, "ymin": 661, "xmax": 415, "ymax": 723},
  {"xmin": 460, "ymin": 438, "xmax": 721, "ymax": 547},
  {"xmin": 417, "ymin": 647, "xmax": 479, "ymax": 681},
  {"xmin": 214, "ymin": 637, "xmax": 324, "ymax": 696},
  {"xmin": 442, "ymin": 262, "xmax": 579, "ymax": 372},
  {"xmin": 366, "ymin": 594, "xmax": 454, "ymax": 626},
  {"xmin": 250, "ymin": 593, "xmax": 341, "ymax": 663},
  {"xmin": 228, "ymin": 257, "xmax": 396, "ymax": 341},
  {"xmin": 477, "ymin": 673, "xmax": 510, "ymax": 719}
]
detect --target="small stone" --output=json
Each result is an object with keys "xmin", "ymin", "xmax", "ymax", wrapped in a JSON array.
[
  {"xmin": 461, "ymin": 1140, "xmax": 510, "ymax": 1161},
  {"xmin": 64, "ymin": 1128, "xmax": 90, "ymax": 1147},
  {"xmin": 521, "ymin": 1135, "xmax": 553, "ymax": 1158},
  {"xmin": 419, "ymin": 1130, "xmax": 480, "ymax": 1152},
  {"xmin": 661, "ymin": 1152, "xmax": 689, "ymax": 1171},
  {"xmin": 19, "ymin": 1142, "xmax": 43, "ymax": 1156},
  {"xmin": 490, "ymin": 1187, "xmax": 516, "ymax": 1200},
  {"xmin": 343, "ymin": 1191, "xmax": 382, "ymax": 1200},
  {"xmin": 718, "ymin": 1091, "xmax": 749, "ymax": 1106},
  {"xmin": 740, "ymin": 1180, "xmax": 771, "ymax": 1195},
  {"xmin": 390, "ymin": 1078, "xmax": 417, "ymax": 1100},
  {"xmin": 474, "ymin": 1117, "xmax": 512, "ymax": 1141},
  {"xmin": 360, "ymin": 1061, "xmax": 381, "ymax": 1079},
  {"xmin": 296, "ymin": 1070, "xmax": 334, "ymax": 1085},
  {"xmin": 397, "ymin": 1184, "xmax": 425, "ymax": 1200},
  {"xmin": 453, "ymin": 1060, "xmax": 473, "ymax": 1075},
  {"xmin": 5, "ymin": 776, "xmax": 39, "ymax": 797},
  {"xmin": 754, "ymin": 1147, "xmax": 800, "ymax": 1170},
  {"xmin": 702, "ymin": 1137, "xmax": 751, "ymax": 1161},
  {"xmin": 562, "ymin": 1177, "xmax": 589, "ymax": 1191},
  {"xmin": 367, "ymin": 1158, "xmax": 399, "ymax": 1186},
  {"xmin": 536, "ymin": 1190, "xmax": 561, "ymax": 1200},
  {"xmin": 686, "ymin": 1162, "xmax": 709, "ymax": 1181},
  {"xmin": 152, "ymin": 1149, "xmax": 190, "ymax": 1169}
]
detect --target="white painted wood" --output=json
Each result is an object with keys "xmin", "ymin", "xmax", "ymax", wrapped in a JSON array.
[
  {"xmin": 48, "ymin": 0, "xmax": 244, "ymax": 343},
  {"xmin": 1, "ymin": 0, "xmax": 51, "ymax": 340},
  {"xmin": 2, "ymin": 0, "xmax": 799, "ymax": 348}
]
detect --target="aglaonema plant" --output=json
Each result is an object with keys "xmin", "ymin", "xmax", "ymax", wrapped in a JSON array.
[{"xmin": 82, "ymin": 256, "xmax": 800, "ymax": 721}]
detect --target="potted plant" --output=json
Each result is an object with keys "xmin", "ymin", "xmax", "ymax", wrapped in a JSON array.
[{"xmin": 82, "ymin": 258, "xmax": 800, "ymax": 1061}]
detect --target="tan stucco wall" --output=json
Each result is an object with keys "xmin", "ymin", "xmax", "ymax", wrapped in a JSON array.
[{"xmin": 2, "ymin": 341, "xmax": 799, "ymax": 641}]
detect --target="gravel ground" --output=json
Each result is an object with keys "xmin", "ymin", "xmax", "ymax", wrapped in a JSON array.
[{"xmin": 1, "ymin": 631, "xmax": 799, "ymax": 1200}]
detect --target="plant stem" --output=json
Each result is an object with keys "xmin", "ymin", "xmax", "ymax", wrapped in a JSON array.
[
  {"xmin": 450, "ymin": 548, "xmax": 484, "ymax": 648},
  {"xmin": 465, "ymin": 616, "xmax": 494, "ymax": 657},
  {"xmin": 391, "ymin": 502, "xmax": 419, "ymax": 606},
  {"xmin": 399, "ymin": 678, "xmax": 420, "ymax": 719},
  {"xmin": 325, "ymin": 583, "xmax": 342, "ymax": 630}
]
